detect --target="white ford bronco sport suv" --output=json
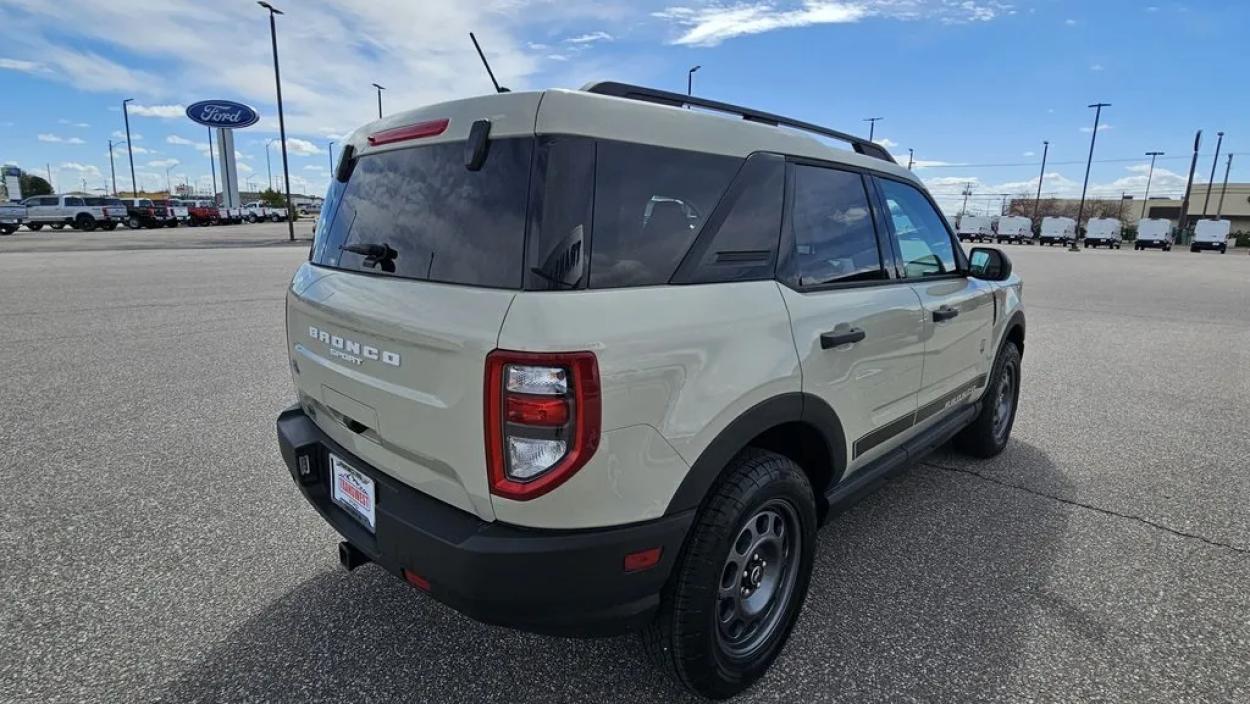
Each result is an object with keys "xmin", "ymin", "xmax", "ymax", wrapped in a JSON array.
[{"xmin": 276, "ymin": 83, "xmax": 1025, "ymax": 699}]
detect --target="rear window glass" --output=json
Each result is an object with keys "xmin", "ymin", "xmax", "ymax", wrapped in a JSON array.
[
  {"xmin": 311, "ymin": 138, "xmax": 534, "ymax": 289},
  {"xmin": 589, "ymin": 142, "xmax": 739, "ymax": 288}
]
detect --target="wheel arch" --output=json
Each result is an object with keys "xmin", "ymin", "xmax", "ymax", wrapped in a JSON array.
[
  {"xmin": 664, "ymin": 393, "xmax": 847, "ymax": 521},
  {"xmin": 1003, "ymin": 309, "xmax": 1025, "ymax": 357}
]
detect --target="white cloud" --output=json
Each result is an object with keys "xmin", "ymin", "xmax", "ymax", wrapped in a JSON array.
[
  {"xmin": 0, "ymin": 57, "xmax": 45, "ymax": 73},
  {"xmin": 59, "ymin": 162, "xmax": 103, "ymax": 178},
  {"xmin": 1079, "ymin": 124, "xmax": 1113, "ymax": 133},
  {"xmin": 129, "ymin": 104, "xmax": 185, "ymax": 118},
  {"xmin": 547, "ymin": 54, "xmax": 571, "ymax": 61},
  {"xmin": 38, "ymin": 133, "xmax": 86, "ymax": 144},
  {"xmin": 147, "ymin": 159, "xmax": 180, "ymax": 168},
  {"xmin": 1022, "ymin": 151, "xmax": 1035, "ymax": 157},
  {"xmin": 1089, "ymin": 63, "xmax": 1104, "ymax": 71},
  {"xmin": 654, "ymin": 1, "xmax": 1009, "ymax": 46},
  {"xmin": 166, "ymin": 135, "xmax": 195, "ymax": 145},
  {"xmin": 304, "ymin": 165, "xmax": 325, "ymax": 170},
  {"xmin": 527, "ymin": 42, "xmax": 551, "ymax": 51},
  {"xmin": 111, "ymin": 130, "xmax": 143, "ymax": 141},
  {"xmin": 874, "ymin": 137, "xmax": 898, "ymax": 149},
  {"xmin": 1064, "ymin": 18, "xmax": 1077, "ymax": 25},
  {"xmin": 566, "ymin": 31, "xmax": 613, "ymax": 44},
  {"xmin": 284, "ymin": 138, "xmax": 321, "ymax": 157},
  {"xmin": 237, "ymin": 162, "xmax": 254, "ymax": 174}
]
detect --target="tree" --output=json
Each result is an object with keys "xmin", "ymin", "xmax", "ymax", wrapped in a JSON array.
[
  {"xmin": 20, "ymin": 173, "xmax": 53, "ymax": 197},
  {"xmin": 259, "ymin": 187, "xmax": 285, "ymax": 207}
]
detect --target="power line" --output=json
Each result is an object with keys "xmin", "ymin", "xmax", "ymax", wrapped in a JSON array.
[{"xmin": 919, "ymin": 153, "xmax": 1223, "ymax": 169}]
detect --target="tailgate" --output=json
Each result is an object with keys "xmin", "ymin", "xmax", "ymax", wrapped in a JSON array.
[{"xmin": 287, "ymin": 264, "xmax": 515, "ymax": 520}]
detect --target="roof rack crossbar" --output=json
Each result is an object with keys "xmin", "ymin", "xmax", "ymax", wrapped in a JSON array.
[{"xmin": 582, "ymin": 81, "xmax": 896, "ymax": 164}]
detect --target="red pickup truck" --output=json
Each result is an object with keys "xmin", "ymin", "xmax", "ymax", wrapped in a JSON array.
[{"xmin": 181, "ymin": 200, "xmax": 221, "ymax": 227}]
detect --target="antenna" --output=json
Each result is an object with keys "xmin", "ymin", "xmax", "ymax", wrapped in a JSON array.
[{"xmin": 469, "ymin": 32, "xmax": 509, "ymax": 93}]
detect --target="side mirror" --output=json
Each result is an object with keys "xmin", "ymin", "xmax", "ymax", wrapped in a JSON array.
[{"xmin": 968, "ymin": 247, "xmax": 1012, "ymax": 281}]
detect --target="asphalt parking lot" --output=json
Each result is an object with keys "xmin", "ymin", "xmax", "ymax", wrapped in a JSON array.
[{"xmin": 2, "ymin": 233, "xmax": 1248, "ymax": 703}]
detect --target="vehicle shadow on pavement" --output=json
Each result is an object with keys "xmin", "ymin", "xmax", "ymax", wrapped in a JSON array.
[{"xmin": 161, "ymin": 440, "xmax": 1069, "ymax": 703}]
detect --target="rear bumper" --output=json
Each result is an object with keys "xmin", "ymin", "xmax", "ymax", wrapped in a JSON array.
[
  {"xmin": 276, "ymin": 405, "xmax": 693, "ymax": 637},
  {"xmin": 1137, "ymin": 240, "xmax": 1169, "ymax": 248},
  {"xmin": 1191, "ymin": 241, "xmax": 1226, "ymax": 250}
]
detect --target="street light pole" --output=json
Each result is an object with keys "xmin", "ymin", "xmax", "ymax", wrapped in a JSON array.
[
  {"xmin": 1032, "ymin": 140, "xmax": 1048, "ymax": 225},
  {"xmin": 1178, "ymin": 130, "xmax": 1202, "ymax": 241},
  {"xmin": 1140, "ymin": 151, "xmax": 1163, "ymax": 220},
  {"xmin": 1071, "ymin": 102, "xmax": 1110, "ymax": 252},
  {"xmin": 907, "ymin": 148, "xmax": 914, "ymax": 170},
  {"xmin": 107, "ymin": 140, "xmax": 118, "ymax": 196},
  {"xmin": 1216, "ymin": 153, "xmax": 1234, "ymax": 219},
  {"xmin": 328, "ymin": 141, "xmax": 335, "ymax": 172},
  {"xmin": 1201, "ymin": 131, "xmax": 1223, "ymax": 217},
  {"xmin": 122, "ymin": 98, "xmax": 137, "ymax": 197},
  {"xmin": 687, "ymin": 65, "xmax": 701, "ymax": 97},
  {"xmin": 165, "ymin": 166, "xmax": 173, "ymax": 194},
  {"xmin": 863, "ymin": 117, "xmax": 883, "ymax": 142},
  {"xmin": 259, "ymin": 1, "xmax": 295, "ymax": 241},
  {"xmin": 371, "ymin": 83, "xmax": 385, "ymax": 119},
  {"xmin": 265, "ymin": 138, "xmax": 275, "ymax": 191}
]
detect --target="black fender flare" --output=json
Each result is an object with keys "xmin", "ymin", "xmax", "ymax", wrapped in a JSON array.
[
  {"xmin": 664, "ymin": 392, "xmax": 847, "ymax": 515},
  {"xmin": 1002, "ymin": 309, "xmax": 1025, "ymax": 356}
]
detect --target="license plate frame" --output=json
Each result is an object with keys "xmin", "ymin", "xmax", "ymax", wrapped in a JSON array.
[{"xmin": 330, "ymin": 454, "xmax": 376, "ymax": 532}]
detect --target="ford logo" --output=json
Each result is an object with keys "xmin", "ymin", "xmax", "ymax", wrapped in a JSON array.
[{"xmin": 185, "ymin": 100, "xmax": 260, "ymax": 129}]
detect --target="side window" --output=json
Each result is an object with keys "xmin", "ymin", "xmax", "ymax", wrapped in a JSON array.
[
  {"xmin": 785, "ymin": 164, "xmax": 885, "ymax": 287},
  {"xmin": 589, "ymin": 141, "xmax": 739, "ymax": 288},
  {"xmin": 66, "ymin": 197, "xmax": 84, "ymax": 207},
  {"xmin": 526, "ymin": 136, "xmax": 595, "ymax": 290},
  {"xmin": 672, "ymin": 152, "xmax": 785, "ymax": 285},
  {"xmin": 876, "ymin": 178, "xmax": 958, "ymax": 278}
]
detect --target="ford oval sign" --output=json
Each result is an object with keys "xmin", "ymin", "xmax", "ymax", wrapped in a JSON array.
[{"xmin": 185, "ymin": 100, "xmax": 260, "ymax": 129}]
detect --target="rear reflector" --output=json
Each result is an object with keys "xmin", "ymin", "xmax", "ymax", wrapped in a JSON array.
[
  {"xmin": 505, "ymin": 394, "xmax": 569, "ymax": 426},
  {"xmin": 624, "ymin": 547, "xmax": 662, "ymax": 573},
  {"xmin": 368, "ymin": 118, "xmax": 450, "ymax": 146},
  {"xmin": 402, "ymin": 569, "xmax": 430, "ymax": 591}
]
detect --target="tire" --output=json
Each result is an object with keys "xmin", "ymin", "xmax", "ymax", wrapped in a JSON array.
[
  {"xmin": 27, "ymin": 223, "xmax": 43, "ymax": 231},
  {"xmin": 643, "ymin": 449, "xmax": 817, "ymax": 700},
  {"xmin": 270, "ymin": 213, "xmax": 282, "ymax": 222},
  {"xmin": 1190, "ymin": 246, "xmax": 1199, "ymax": 253},
  {"xmin": 50, "ymin": 223, "xmax": 65, "ymax": 230},
  {"xmin": 127, "ymin": 216, "xmax": 142, "ymax": 229},
  {"xmin": 954, "ymin": 341, "xmax": 1021, "ymax": 459},
  {"xmin": 0, "ymin": 225, "xmax": 15, "ymax": 236},
  {"xmin": 102, "ymin": 223, "xmax": 117, "ymax": 231},
  {"xmin": 1220, "ymin": 246, "xmax": 1227, "ymax": 254},
  {"xmin": 247, "ymin": 214, "xmax": 258, "ymax": 223},
  {"xmin": 165, "ymin": 220, "xmax": 178, "ymax": 228},
  {"xmin": 76, "ymin": 214, "xmax": 96, "ymax": 232}
]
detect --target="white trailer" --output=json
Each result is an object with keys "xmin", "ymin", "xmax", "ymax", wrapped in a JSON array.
[
  {"xmin": 1039, "ymin": 216, "xmax": 1076, "ymax": 246},
  {"xmin": 995, "ymin": 216, "xmax": 1033, "ymax": 244},
  {"xmin": 1084, "ymin": 218, "xmax": 1123, "ymax": 249},
  {"xmin": 1134, "ymin": 218, "xmax": 1173, "ymax": 251},
  {"xmin": 1190, "ymin": 219, "xmax": 1232, "ymax": 254},
  {"xmin": 957, "ymin": 215, "xmax": 994, "ymax": 243}
]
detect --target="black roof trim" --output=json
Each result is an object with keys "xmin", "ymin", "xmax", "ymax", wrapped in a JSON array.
[{"xmin": 582, "ymin": 81, "xmax": 896, "ymax": 164}]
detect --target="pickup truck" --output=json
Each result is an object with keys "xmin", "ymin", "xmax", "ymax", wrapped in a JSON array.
[
  {"xmin": 183, "ymin": 200, "xmax": 221, "ymax": 226},
  {"xmin": 242, "ymin": 201, "xmax": 288, "ymax": 223},
  {"xmin": 121, "ymin": 198, "xmax": 173, "ymax": 229},
  {"xmin": 0, "ymin": 202, "xmax": 26, "ymax": 235},
  {"xmin": 24, "ymin": 194, "xmax": 125, "ymax": 232},
  {"xmin": 155, "ymin": 200, "xmax": 190, "ymax": 227}
]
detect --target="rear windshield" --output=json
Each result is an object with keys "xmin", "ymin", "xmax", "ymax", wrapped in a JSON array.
[
  {"xmin": 312, "ymin": 138, "xmax": 534, "ymax": 289},
  {"xmin": 311, "ymin": 136, "xmax": 744, "ymax": 290}
]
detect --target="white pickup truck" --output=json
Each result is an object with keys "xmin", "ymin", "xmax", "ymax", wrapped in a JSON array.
[
  {"xmin": 1190, "ymin": 219, "xmax": 1232, "ymax": 254},
  {"xmin": 1134, "ymin": 219, "xmax": 1173, "ymax": 251},
  {"xmin": 24, "ymin": 194, "xmax": 125, "ymax": 232},
  {"xmin": 0, "ymin": 202, "xmax": 26, "ymax": 235},
  {"xmin": 242, "ymin": 201, "xmax": 288, "ymax": 223}
]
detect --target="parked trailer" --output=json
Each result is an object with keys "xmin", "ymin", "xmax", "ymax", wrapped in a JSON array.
[
  {"xmin": 1134, "ymin": 219, "xmax": 1173, "ymax": 251},
  {"xmin": 995, "ymin": 216, "xmax": 1033, "ymax": 244},
  {"xmin": 957, "ymin": 215, "xmax": 994, "ymax": 243},
  {"xmin": 1084, "ymin": 218, "xmax": 1123, "ymax": 249},
  {"xmin": 1190, "ymin": 219, "xmax": 1232, "ymax": 254},
  {"xmin": 1039, "ymin": 216, "xmax": 1076, "ymax": 246}
]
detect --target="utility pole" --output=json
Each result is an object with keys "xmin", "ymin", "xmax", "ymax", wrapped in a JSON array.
[
  {"xmin": 123, "ymin": 98, "xmax": 137, "ymax": 197},
  {"xmin": 1216, "ymin": 153, "xmax": 1234, "ymax": 219},
  {"xmin": 1032, "ymin": 140, "xmax": 1049, "ymax": 225},
  {"xmin": 1178, "ymin": 130, "xmax": 1202, "ymax": 242},
  {"xmin": 863, "ymin": 117, "xmax": 883, "ymax": 142},
  {"xmin": 1072, "ymin": 102, "xmax": 1110, "ymax": 252},
  {"xmin": 907, "ymin": 148, "xmax": 914, "ymax": 170},
  {"xmin": 1141, "ymin": 151, "xmax": 1163, "ymax": 220},
  {"xmin": 108, "ymin": 140, "xmax": 118, "ymax": 195},
  {"xmin": 961, "ymin": 183, "xmax": 972, "ymax": 216},
  {"xmin": 265, "ymin": 139, "xmax": 275, "ymax": 191},
  {"xmin": 46, "ymin": 163, "xmax": 53, "ymax": 192},
  {"xmin": 371, "ymin": 83, "xmax": 385, "ymax": 119},
  {"xmin": 1201, "ymin": 131, "xmax": 1223, "ymax": 216}
]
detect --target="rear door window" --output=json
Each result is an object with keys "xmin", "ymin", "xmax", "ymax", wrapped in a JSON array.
[
  {"xmin": 312, "ymin": 138, "xmax": 534, "ymax": 289},
  {"xmin": 588, "ymin": 142, "xmax": 739, "ymax": 288},
  {"xmin": 782, "ymin": 164, "xmax": 886, "ymax": 287}
]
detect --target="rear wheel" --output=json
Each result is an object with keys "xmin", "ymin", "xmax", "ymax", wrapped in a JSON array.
[
  {"xmin": 954, "ymin": 341, "xmax": 1021, "ymax": 458},
  {"xmin": 127, "ymin": 216, "xmax": 141, "ymax": 229},
  {"xmin": 50, "ymin": 223, "xmax": 65, "ymax": 230},
  {"xmin": 27, "ymin": 223, "xmax": 43, "ymax": 231},
  {"xmin": 0, "ymin": 225, "xmax": 15, "ymax": 236},
  {"xmin": 643, "ymin": 449, "xmax": 816, "ymax": 700},
  {"xmin": 102, "ymin": 222, "xmax": 117, "ymax": 231},
  {"xmin": 75, "ymin": 214, "xmax": 96, "ymax": 232}
]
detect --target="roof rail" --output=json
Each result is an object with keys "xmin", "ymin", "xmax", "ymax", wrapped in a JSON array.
[{"xmin": 582, "ymin": 81, "xmax": 896, "ymax": 164}]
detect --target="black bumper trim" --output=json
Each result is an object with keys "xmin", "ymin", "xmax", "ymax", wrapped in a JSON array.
[{"xmin": 276, "ymin": 405, "xmax": 693, "ymax": 637}]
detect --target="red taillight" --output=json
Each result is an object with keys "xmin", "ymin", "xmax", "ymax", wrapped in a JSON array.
[
  {"xmin": 484, "ymin": 350, "xmax": 600, "ymax": 501},
  {"xmin": 367, "ymin": 118, "xmax": 449, "ymax": 147}
]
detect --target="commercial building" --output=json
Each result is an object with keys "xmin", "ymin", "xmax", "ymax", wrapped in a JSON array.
[{"xmin": 1007, "ymin": 182, "xmax": 1250, "ymax": 234}]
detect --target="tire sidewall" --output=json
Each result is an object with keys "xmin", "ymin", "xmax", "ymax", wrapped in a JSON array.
[{"xmin": 987, "ymin": 342, "xmax": 1022, "ymax": 451}]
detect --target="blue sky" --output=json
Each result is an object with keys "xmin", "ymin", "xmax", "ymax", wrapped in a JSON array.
[{"xmin": 1, "ymin": 0, "xmax": 1245, "ymax": 213}]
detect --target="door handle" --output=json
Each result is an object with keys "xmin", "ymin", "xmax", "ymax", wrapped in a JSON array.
[
  {"xmin": 820, "ymin": 327, "xmax": 866, "ymax": 349},
  {"xmin": 932, "ymin": 305, "xmax": 960, "ymax": 322}
]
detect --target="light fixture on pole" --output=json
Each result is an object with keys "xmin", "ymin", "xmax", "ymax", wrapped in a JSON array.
[
  {"xmin": 122, "ymin": 98, "xmax": 138, "ymax": 197},
  {"xmin": 1201, "ymin": 131, "xmax": 1223, "ymax": 216},
  {"xmin": 328, "ymin": 141, "xmax": 335, "ymax": 172},
  {"xmin": 259, "ymin": 0, "xmax": 295, "ymax": 241},
  {"xmin": 863, "ymin": 117, "xmax": 882, "ymax": 142},
  {"xmin": 371, "ymin": 83, "xmax": 385, "ymax": 119},
  {"xmin": 1140, "ymin": 151, "xmax": 1164, "ymax": 220},
  {"xmin": 1071, "ymin": 102, "xmax": 1110, "ymax": 252},
  {"xmin": 687, "ymin": 65, "xmax": 701, "ymax": 97}
]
